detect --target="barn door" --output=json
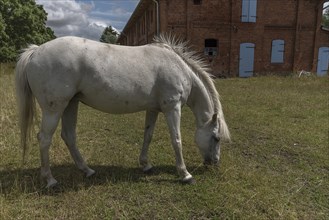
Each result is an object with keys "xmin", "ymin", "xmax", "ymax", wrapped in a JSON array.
[
  {"xmin": 239, "ymin": 43, "xmax": 255, "ymax": 77},
  {"xmin": 317, "ymin": 47, "xmax": 329, "ymax": 76}
]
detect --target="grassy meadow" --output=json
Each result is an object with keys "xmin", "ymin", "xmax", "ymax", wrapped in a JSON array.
[{"xmin": 0, "ymin": 63, "xmax": 328, "ymax": 219}]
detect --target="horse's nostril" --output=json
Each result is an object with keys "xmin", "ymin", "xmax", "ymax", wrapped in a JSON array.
[
  {"xmin": 204, "ymin": 160, "xmax": 211, "ymax": 166},
  {"xmin": 204, "ymin": 157, "xmax": 214, "ymax": 165}
]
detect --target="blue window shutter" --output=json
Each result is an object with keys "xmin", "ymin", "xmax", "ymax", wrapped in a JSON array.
[
  {"xmin": 241, "ymin": 0, "xmax": 257, "ymax": 22},
  {"xmin": 271, "ymin": 39, "xmax": 285, "ymax": 63},
  {"xmin": 239, "ymin": 43, "xmax": 255, "ymax": 77},
  {"xmin": 241, "ymin": 0, "xmax": 250, "ymax": 22},
  {"xmin": 317, "ymin": 47, "xmax": 329, "ymax": 76},
  {"xmin": 249, "ymin": 0, "xmax": 257, "ymax": 22}
]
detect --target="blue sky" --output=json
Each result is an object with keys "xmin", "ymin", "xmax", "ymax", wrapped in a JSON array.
[{"xmin": 35, "ymin": 0, "xmax": 139, "ymax": 40}]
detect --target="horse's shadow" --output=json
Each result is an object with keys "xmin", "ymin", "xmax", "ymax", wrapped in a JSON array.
[{"xmin": 0, "ymin": 164, "xmax": 209, "ymax": 195}]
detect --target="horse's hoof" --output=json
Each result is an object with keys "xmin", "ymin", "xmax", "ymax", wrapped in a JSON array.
[
  {"xmin": 86, "ymin": 169, "xmax": 96, "ymax": 178},
  {"xmin": 181, "ymin": 177, "xmax": 196, "ymax": 185},
  {"xmin": 142, "ymin": 164, "xmax": 154, "ymax": 174},
  {"xmin": 46, "ymin": 178, "xmax": 58, "ymax": 188},
  {"xmin": 43, "ymin": 182, "xmax": 63, "ymax": 194},
  {"xmin": 143, "ymin": 167, "xmax": 155, "ymax": 175}
]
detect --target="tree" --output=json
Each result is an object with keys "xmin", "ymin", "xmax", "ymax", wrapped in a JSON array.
[
  {"xmin": 100, "ymin": 26, "xmax": 119, "ymax": 44},
  {"xmin": 0, "ymin": 0, "xmax": 56, "ymax": 62}
]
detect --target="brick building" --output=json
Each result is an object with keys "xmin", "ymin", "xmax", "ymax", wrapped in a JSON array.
[{"xmin": 117, "ymin": 0, "xmax": 329, "ymax": 77}]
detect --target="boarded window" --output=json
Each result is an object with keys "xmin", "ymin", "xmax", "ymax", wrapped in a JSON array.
[
  {"xmin": 241, "ymin": 0, "xmax": 257, "ymax": 22},
  {"xmin": 271, "ymin": 39, "xmax": 285, "ymax": 63},
  {"xmin": 204, "ymin": 39, "xmax": 218, "ymax": 56}
]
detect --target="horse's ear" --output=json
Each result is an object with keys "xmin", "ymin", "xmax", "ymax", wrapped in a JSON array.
[{"xmin": 211, "ymin": 113, "xmax": 218, "ymax": 124}]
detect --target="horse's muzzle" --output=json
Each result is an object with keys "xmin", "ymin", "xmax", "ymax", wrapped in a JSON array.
[{"xmin": 203, "ymin": 158, "xmax": 219, "ymax": 166}]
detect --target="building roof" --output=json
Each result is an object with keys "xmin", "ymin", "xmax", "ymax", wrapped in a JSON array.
[{"xmin": 118, "ymin": 0, "xmax": 152, "ymax": 42}]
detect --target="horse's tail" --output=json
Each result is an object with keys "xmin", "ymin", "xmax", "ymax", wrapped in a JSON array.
[{"xmin": 15, "ymin": 45, "xmax": 39, "ymax": 162}]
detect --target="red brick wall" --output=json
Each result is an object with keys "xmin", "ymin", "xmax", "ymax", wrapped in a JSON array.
[{"xmin": 118, "ymin": 0, "xmax": 328, "ymax": 77}]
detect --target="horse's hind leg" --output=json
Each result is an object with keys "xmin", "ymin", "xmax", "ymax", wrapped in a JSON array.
[
  {"xmin": 140, "ymin": 110, "xmax": 158, "ymax": 173},
  {"xmin": 38, "ymin": 111, "xmax": 62, "ymax": 188},
  {"xmin": 61, "ymin": 98, "xmax": 95, "ymax": 177}
]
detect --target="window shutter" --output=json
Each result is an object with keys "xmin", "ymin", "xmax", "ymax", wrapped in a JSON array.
[
  {"xmin": 249, "ymin": 0, "xmax": 257, "ymax": 22},
  {"xmin": 241, "ymin": 0, "xmax": 257, "ymax": 22},
  {"xmin": 271, "ymin": 39, "xmax": 285, "ymax": 63},
  {"xmin": 241, "ymin": 0, "xmax": 250, "ymax": 22}
]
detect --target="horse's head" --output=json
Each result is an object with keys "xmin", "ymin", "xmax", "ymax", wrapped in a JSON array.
[{"xmin": 195, "ymin": 114, "xmax": 222, "ymax": 165}]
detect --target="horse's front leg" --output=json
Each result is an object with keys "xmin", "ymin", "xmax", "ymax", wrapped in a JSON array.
[
  {"xmin": 140, "ymin": 110, "xmax": 159, "ymax": 173},
  {"xmin": 164, "ymin": 105, "xmax": 195, "ymax": 184}
]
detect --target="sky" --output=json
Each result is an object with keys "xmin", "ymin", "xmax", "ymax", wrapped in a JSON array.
[
  {"xmin": 35, "ymin": 0, "xmax": 140, "ymax": 40},
  {"xmin": 35, "ymin": 0, "xmax": 328, "ymax": 41}
]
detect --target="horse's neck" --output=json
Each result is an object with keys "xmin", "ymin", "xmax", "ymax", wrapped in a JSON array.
[{"xmin": 187, "ymin": 79, "xmax": 213, "ymax": 128}]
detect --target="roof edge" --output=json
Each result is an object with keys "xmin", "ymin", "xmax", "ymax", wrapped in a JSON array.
[{"xmin": 118, "ymin": 0, "xmax": 153, "ymax": 43}]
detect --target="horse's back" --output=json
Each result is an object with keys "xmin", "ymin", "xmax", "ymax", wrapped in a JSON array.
[{"xmin": 25, "ymin": 36, "xmax": 193, "ymax": 114}]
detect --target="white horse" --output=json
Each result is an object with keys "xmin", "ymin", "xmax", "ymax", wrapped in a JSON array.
[{"xmin": 16, "ymin": 34, "xmax": 230, "ymax": 187}]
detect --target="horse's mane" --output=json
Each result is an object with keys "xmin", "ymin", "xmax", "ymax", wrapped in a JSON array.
[
  {"xmin": 153, "ymin": 34, "xmax": 230, "ymax": 141},
  {"xmin": 153, "ymin": 33, "xmax": 221, "ymax": 115}
]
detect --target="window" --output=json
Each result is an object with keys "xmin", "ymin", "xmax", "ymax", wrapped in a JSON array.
[
  {"xmin": 271, "ymin": 39, "xmax": 285, "ymax": 63},
  {"xmin": 241, "ymin": 0, "xmax": 257, "ymax": 22},
  {"xmin": 322, "ymin": 2, "xmax": 329, "ymax": 28},
  {"xmin": 137, "ymin": 21, "xmax": 140, "ymax": 36},
  {"xmin": 239, "ymin": 43, "xmax": 255, "ymax": 77},
  {"xmin": 193, "ymin": 0, "xmax": 202, "ymax": 5},
  {"xmin": 204, "ymin": 39, "xmax": 218, "ymax": 56},
  {"xmin": 317, "ymin": 47, "xmax": 329, "ymax": 76}
]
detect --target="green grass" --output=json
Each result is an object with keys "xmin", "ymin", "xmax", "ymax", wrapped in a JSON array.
[{"xmin": 1, "ymin": 64, "xmax": 328, "ymax": 219}]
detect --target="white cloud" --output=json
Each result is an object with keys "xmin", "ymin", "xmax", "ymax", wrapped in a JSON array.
[
  {"xmin": 36, "ymin": 0, "xmax": 127, "ymax": 40},
  {"xmin": 91, "ymin": 7, "xmax": 131, "ymax": 19}
]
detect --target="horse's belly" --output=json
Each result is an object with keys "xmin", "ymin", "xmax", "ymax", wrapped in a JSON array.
[{"xmin": 78, "ymin": 91, "xmax": 157, "ymax": 114}]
